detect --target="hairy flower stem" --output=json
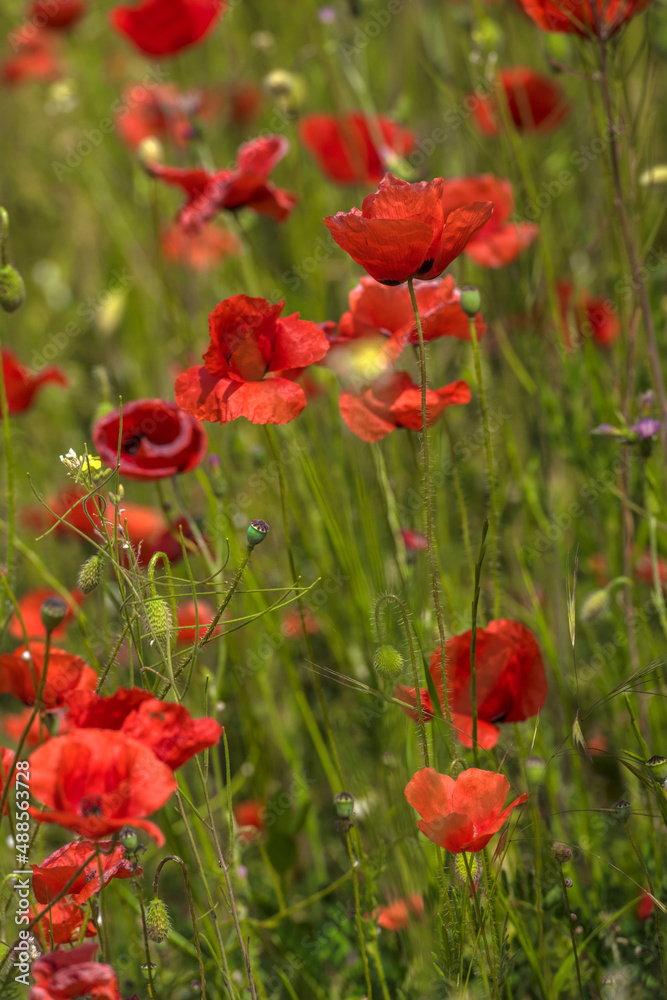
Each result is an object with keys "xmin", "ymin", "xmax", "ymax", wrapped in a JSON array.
[
  {"xmin": 154, "ymin": 856, "xmax": 208, "ymax": 999},
  {"xmin": 468, "ymin": 315, "xmax": 499, "ymax": 618},
  {"xmin": 462, "ymin": 851, "xmax": 501, "ymax": 998},
  {"xmin": 557, "ymin": 865, "xmax": 584, "ymax": 1000},
  {"xmin": 597, "ymin": 39, "xmax": 667, "ymax": 461},
  {"xmin": 407, "ymin": 277, "xmax": 455, "ymax": 759}
]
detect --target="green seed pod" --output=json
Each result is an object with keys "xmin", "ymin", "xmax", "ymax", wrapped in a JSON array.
[
  {"xmin": 614, "ymin": 799, "xmax": 631, "ymax": 822},
  {"xmin": 646, "ymin": 755, "xmax": 667, "ymax": 783},
  {"xmin": 459, "ymin": 285, "xmax": 481, "ymax": 318},
  {"xmin": 147, "ymin": 898, "xmax": 171, "ymax": 943},
  {"xmin": 0, "ymin": 264, "xmax": 26, "ymax": 313},
  {"xmin": 40, "ymin": 596, "xmax": 68, "ymax": 634},
  {"xmin": 333, "ymin": 791, "xmax": 354, "ymax": 818},
  {"xmin": 247, "ymin": 519, "xmax": 270, "ymax": 548},
  {"xmin": 119, "ymin": 826, "xmax": 138, "ymax": 852},
  {"xmin": 77, "ymin": 554, "xmax": 104, "ymax": 595},
  {"xmin": 373, "ymin": 644, "xmax": 403, "ymax": 680}
]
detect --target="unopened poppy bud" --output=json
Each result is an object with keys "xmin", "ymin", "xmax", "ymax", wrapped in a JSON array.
[
  {"xmin": 333, "ymin": 791, "xmax": 354, "ymax": 818},
  {"xmin": 646, "ymin": 755, "xmax": 667, "ymax": 783},
  {"xmin": 551, "ymin": 841, "xmax": 571, "ymax": 865},
  {"xmin": 247, "ymin": 519, "xmax": 270, "ymax": 548},
  {"xmin": 459, "ymin": 285, "xmax": 481, "ymax": 318},
  {"xmin": 144, "ymin": 598, "xmax": 173, "ymax": 647},
  {"xmin": 615, "ymin": 799, "xmax": 631, "ymax": 822},
  {"xmin": 525, "ymin": 755, "xmax": 546, "ymax": 785},
  {"xmin": 147, "ymin": 898, "xmax": 171, "ymax": 943},
  {"xmin": 580, "ymin": 587, "xmax": 610, "ymax": 623},
  {"xmin": 373, "ymin": 644, "xmax": 403, "ymax": 679},
  {"xmin": 0, "ymin": 264, "xmax": 26, "ymax": 313},
  {"xmin": 77, "ymin": 554, "xmax": 104, "ymax": 595},
  {"xmin": 119, "ymin": 826, "xmax": 138, "ymax": 851},
  {"xmin": 40, "ymin": 596, "xmax": 68, "ymax": 634}
]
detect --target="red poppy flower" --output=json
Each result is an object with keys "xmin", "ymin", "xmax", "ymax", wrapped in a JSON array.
[
  {"xmin": 162, "ymin": 221, "xmax": 241, "ymax": 270},
  {"xmin": 282, "ymin": 605, "xmax": 321, "ymax": 639},
  {"xmin": 400, "ymin": 528, "xmax": 428, "ymax": 552},
  {"xmin": 32, "ymin": 900, "xmax": 97, "ymax": 946},
  {"xmin": 374, "ymin": 894, "xmax": 424, "ymax": 931},
  {"xmin": 636, "ymin": 551, "xmax": 667, "ymax": 588},
  {"xmin": 28, "ymin": 0, "xmax": 86, "ymax": 29},
  {"xmin": 9, "ymin": 587, "xmax": 85, "ymax": 641},
  {"xmin": 0, "ymin": 746, "xmax": 17, "ymax": 808},
  {"xmin": 339, "ymin": 370, "xmax": 471, "ymax": 443},
  {"xmin": 93, "ymin": 398, "xmax": 208, "ymax": 480},
  {"xmin": 396, "ymin": 684, "xmax": 435, "ymax": 723},
  {"xmin": 517, "ymin": 0, "xmax": 654, "ymax": 37},
  {"xmin": 557, "ymin": 281, "xmax": 620, "ymax": 348},
  {"xmin": 471, "ymin": 67, "xmax": 570, "ymax": 136},
  {"xmin": 1, "ymin": 29, "xmax": 62, "ymax": 85},
  {"xmin": 176, "ymin": 598, "xmax": 221, "ymax": 644},
  {"xmin": 32, "ymin": 841, "xmax": 137, "ymax": 905},
  {"xmin": 233, "ymin": 799, "xmax": 265, "ymax": 839},
  {"xmin": 29, "ymin": 942, "xmax": 122, "ymax": 1000},
  {"xmin": 299, "ymin": 112, "xmax": 415, "ymax": 185},
  {"xmin": 115, "ymin": 83, "xmax": 200, "ymax": 149},
  {"xmin": 0, "ymin": 643, "xmax": 96, "ymax": 710},
  {"xmin": 147, "ymin": 135, "xmax": 297, "ymax": 233},
  {"xmin": 28, "ymin": 729, "xmax": 177, "ymax": 844},
  {"xmin": 110, "ymin": 0, "xmax": 226, "ymax": 56},
  {"xmin": 405, "ymin": 766, "xmax": 528, "ymax": 852},
  {"xmin": 1, "ymin": 708, "xmax": 58, "ymax": 749},
  {"xmin": 637, "ymin": 891, "xmax": 655, "ymax": 921},
  {"xmin": 175, "ymin": 294, "xmax": 330, "ymax": 426},
  {"xmin": 440, "ymin": 176, "xmax": 538, "ymax": 269},
  {"xmin": 325, "ymin": 173, "xmax": 493, "ymax": 285},
  {"xmin": 1, "ymin": 349, "xmax": 67, "ymax": 414}
]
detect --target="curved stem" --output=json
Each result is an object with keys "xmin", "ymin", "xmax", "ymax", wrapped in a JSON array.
[{"xmin": 154, "ymin": 855, "xmax": 208, "ymax": 999}]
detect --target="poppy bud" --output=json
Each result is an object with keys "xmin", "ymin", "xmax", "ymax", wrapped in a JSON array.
[
  {"xmin": 333, "ymin": 791, "xmax": 354, "ymax": 818},
  {"xmin": 0, "ymin": 264, "xmax": 26, "ymax": 313},
  {"xmin": 646, "ymin": 755, "xmax": 667, "ymax": 783},
  {"xmin": 77, "ymin": 554, "xmax": 104, "ymax": 595},
  {"xmin": 144, "ymin": 598, "xmax": 174, "ymax": 648},
  {"xmin": 119, "ymin": 826, "xmax": 138, "ymax": 851},
  {"xmin": 459, "ymin": 285, "xmax": 481, "ymax": 318},
  {"xmin": 614, "ymin": 799, "xmax": 631, "ymax": 822},
  {"xmin": 40, "ymin": 596, "xmax": 68, "ymax": 634},
  {"xmin": 147, "ymin": 898, "xmax": 171, "ymax": 943},
  {"xmin": 525, "ymin": 755, "xmax": 546, "ymax": 785},
  {"xmin": 263, "ymin": 70, "xmax": 305, "ymax": 114},
  {"xmin": 373, "ymin": 644, "xmax": 403, "ymax": 679},
  {"xmin": 580, "ymin": 587, "xmax": 610, "ymax": 623},
  {"xmin": 551, "ymin": 841, "xmax": 571, "ymax": 865},
  {"xmin": 247, "ymin": 519, "xmax": 270, "ymax": 548}
]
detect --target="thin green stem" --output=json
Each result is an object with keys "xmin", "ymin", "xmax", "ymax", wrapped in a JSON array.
[
  {"xmin": 557, "ymin": 864, "xmax": 584, "ymax": 1000},
  {"xmin": 345, "ymin": 831, "xmax": 373, "ymax": 999},
  {"xmin": 470, "ymin": 521, "xmax": 489, "ymax": 766}
]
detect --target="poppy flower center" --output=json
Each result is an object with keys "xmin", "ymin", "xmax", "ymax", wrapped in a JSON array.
[{"xmin": 80, "ymin": 795, "xmax": 104, "ymax": 817}]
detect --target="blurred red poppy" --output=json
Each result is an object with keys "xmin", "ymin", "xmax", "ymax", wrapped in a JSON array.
[
  {"xmin": 1, "ymin": 349, "xmax": 67, "ymax": 414},
  {"xmin": 0, "ymin": 643, "xmax": 96, "ymax": 709},
  {"xmin": 1, "ymin": 29, "xmax": 62, "ymax": 85},
  {"xmin": 9, "ymin": 587, "xmax": 85, "ymax": 641},
  {"xmin": 161, "ymin": 221, "xmax": 241, "ymax": 270},
  {"xmin": 635, "ymin": 551, "xmax": 667, "ymax": 588},
  {"xmin": 471, "ymin": 67, "xmax": 570, "ymax": 136},
  {"xmin": 233, "ymin": 799, "xmax": 265, "ymax": 839},
  {"xmin": 557, "ymin": 281, "xmax": 620, "ymax": 348},
  {"xmin": 93, "ymin": 398, "xmax": 208, "ymax": 480},
  {"xmin": 28, "ymin": 729, "xmax": 177, "ymax": 844},
  {"xmin": 176, "ymin": 598, "xmax": 221, "ymax": 644},
  {"xmin": 32, "ymin": 900, "xmax": 97, "ymax": 946},
  {"xmin": 325, "ymin": 173, "xmax": 493, "ymax": 284},
  {"xmin": 32, "ymin": 840, "xmax": 137, "ymax": 905},
  {"xmin": 0, "ymin": 747, "xmax": 16, "ymax": 808},
  {"xmin": 29, "ymin": 942, "xmax": 122, "ymax": 1000},
  {"xmin": 175, "ymin": 294, "xmax": 330, "ymax": 425},
  {"xmin": 115, "ymin": 82, "xmax": 200, "ymax": 149},
  {"xmin": 440, "ymin": 176, "xmax": 538, "ymax": 268},
  {"xmin": 405, "ymin": 766, "xmax": 528, "ymax": 852},
  {"xmin": 400, "ymin": 528, "xmax": 428, "ymax": 552},
  {"xmin": 299, "ymin": 112, "xmax": 415, "ymax": 185},
  {"xmin": 339, "ymin": 370, "xmax": 471, "ymax": 443},
  {"xmin": 147, "ymin": 135, "xmax": 297, "ymax": 232},
  {"xmin": 517, "ymin": 0, "xmax": 654, "ymax": 36},
  {"xmin": 1, "ymin": 708, "xmax": 59, "ymax": 748},
  {"xmin": 111, "ymin": 0, "xmax": 226, "ymax": 56},
  {"xmin": 374, "ymin": 894, "xmax": 424, "ymax": 931},
  {"xmin": 637, "ymin": 891, "xmax": 655, "ymax": 921},
  {"xmin": 28, "ymin": 0, "xmax": 86, "ymax": 29},
  {"xmin": 282, "ymin": 605, "xmax": 321, "ymax": 638}
]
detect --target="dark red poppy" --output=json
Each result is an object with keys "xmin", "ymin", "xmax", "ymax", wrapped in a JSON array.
[
  {"xmin": 29, "ymin": 942, "xmax": 122, "ymax": 1000},
  {"xmin": 1, "ymin": 29, "xmax": 62, "ymax": 85},
  {"xmin": 175, "ymin": 294, "xmax": 330, "ymax": 426},
  {"xmin": 325, "ymin": 173, "xmax": 493, "ymax": 285},
  {"xmin": 233, "ymin": 799, "xmax": 265, "ymax": 839},
  {"xmin": 66, "ymin": 687, "xmax": 223, "ymax": 770},
  {"xmin": 111, "ymin": 0, "xmax": 226, "ymax": 56},
  {"xmin": 28, "ymin": 0, "xmax": 86, "ymax": 29},
  {"xmin": 1, "ymin": 349, "xmax": 67, "ymax": 414},
  {"xmin": 93, "ymin": 398, "xmax": 208, "ymax": 480},
  {"xmin": 339, "ymin": 370, "xmax": 471, "ymax": 443},
  {"xmin": 32, "ymin": 900, "xmax": 97, "ymax": 946},
  {"xmin": 471, "ymin": 67, "xmax": 570, "ymax": 136},
  {"xmin": 400, "ymin": 528, "xmax": 428, "ymax": 552},
  {"xmin": 440, "ymin": 176, "xmax": 538, "ymax": 268},
  {"xmin": 405, "ymin": 766, "xmax": 528, "ymax": 852},
  {"xmin": 175, "ymin": 599, "xmax": 221, "ymax": 644},
  {"xmin": 9, "ymin": 587, "xmax": 85, "ymax": 641},
  {"xmin": 147, "ymin": 135, "xmax": 297, "ymax": 233},
  {"xmin": 517, "ymin": 0, "xmax": 654, "ymax": 37},
  {"xmin": 0, "ymin": 643, "xmax": 97, "ymax": 710},
  {"xmin": 115, "ymin": 83, "xmax": 200, "ymax": 149},
  {"xmin": 162, "ymin": 221, "xmax": 241, "ymax": 270},
  {"xmin": 28, "ymin": 729, "xmax": 177, "ymax": 844},
  {"xmin": 299, "ymin": 112, "xmax": 415, "ymax": 185},
  {"xmin": 374, "ymin": 894, "xmax": 424, "ymax": 931},
  {"xmin": 557, "ymin": 281, "xmax": 620, "ymax": 348},
  {"xmin": 32, "ymin": 841, "xmax": 138, "ymax": 905}
]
